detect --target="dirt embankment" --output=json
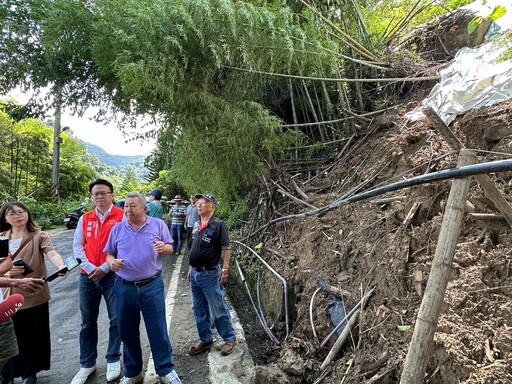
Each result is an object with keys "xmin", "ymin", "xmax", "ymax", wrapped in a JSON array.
[
  {"xmin": 239, "ymin": 98, "xmax": 512, "ymax": 383},
  {"xmin": 229, "ymin": 9, "xmax": 512, "ymax": 383}
]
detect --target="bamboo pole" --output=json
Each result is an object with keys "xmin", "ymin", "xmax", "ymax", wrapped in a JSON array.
[
  {"xmin": 320, "ymin": 307, "xmax": 361, "ymax": 370},
  {"xmin": 423, "ymin": 106, "xmax": 512, "ymax": 228},
  {"xmin": 400, "ymin": 149, "xmax": 475, "ymax": 383},
  {"xmin": 288, "ymin": 79, "xmax": 299, "ymax": 160},
  {"xmin": 225, "ymin": 66, "xmax": 440, "ymax": 83}
]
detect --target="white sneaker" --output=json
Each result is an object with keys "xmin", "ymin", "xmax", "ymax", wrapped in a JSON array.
[
  {"xmin": 119, "ymin": 371, "xmax": 143, "ymax": 384},
  {"xmin": 159, "ymin": 369, "xmax": 181, "ymax": 384},
  {"xmin": 70, "ymin": 366, "xmax": 96, "ymax": 384},
  {"xmin": 106, "ymin": 361, "xmax": 122, "ymax": 381}
]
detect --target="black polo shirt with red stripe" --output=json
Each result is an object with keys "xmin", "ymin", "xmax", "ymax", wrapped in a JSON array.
[{"xmin": 189, "ymin": 216, "xmax": 230, "ymax": 268}]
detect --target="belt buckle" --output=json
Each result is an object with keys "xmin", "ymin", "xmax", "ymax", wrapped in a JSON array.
[{"xmin": 134, "ymin": 279, "xmax": 146, "ymax": 287}]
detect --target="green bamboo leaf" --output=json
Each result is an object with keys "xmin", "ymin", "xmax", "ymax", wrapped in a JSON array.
[
  {"xmin": 468, "ymin": 17, "xmax": 483, "ymax": 35},
  {"xmin": 488, "ymin": 6, "xmax": 507, "ymax": 22}
]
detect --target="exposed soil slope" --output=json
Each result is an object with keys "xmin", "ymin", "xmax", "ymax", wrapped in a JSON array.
[
  {"xmin": 242, "ymin": 99, "xmax": 512, "ymax": 384},
  {"xmin": 230, "ymin": 9, "xmax": 512, "ymax": 383}
]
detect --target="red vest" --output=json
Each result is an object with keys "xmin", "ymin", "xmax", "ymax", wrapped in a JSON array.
[{"xmin": 81, "ymin": 206, "xmax": 124, "ymax": 273}]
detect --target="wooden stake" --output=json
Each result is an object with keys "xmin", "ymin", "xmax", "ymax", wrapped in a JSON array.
[
  {"xmin": 400, "ymin": 149, "xmax": 475, "ymax": 383},
  {"xmin": 423, "ymin": 106, "xmax": 512, "ymax": 227}
]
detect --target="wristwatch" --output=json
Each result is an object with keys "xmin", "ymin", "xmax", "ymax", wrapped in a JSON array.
[{"xmin": 221, "ymin": 268, "xmax": 228, "ymax": 274}]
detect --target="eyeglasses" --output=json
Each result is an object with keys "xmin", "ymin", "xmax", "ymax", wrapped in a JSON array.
[
  {"xmin": 91, "ymin": 192, "xmax": 113, "ymax": 197},
  {"xmin": 6, "ymin": 210, "xmax": 27, "ymax": 217}
]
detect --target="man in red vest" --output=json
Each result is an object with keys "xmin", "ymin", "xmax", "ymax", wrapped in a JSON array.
[{"xmin": 71, "ymin": 179, "xmax": 125, "ymax": 384}]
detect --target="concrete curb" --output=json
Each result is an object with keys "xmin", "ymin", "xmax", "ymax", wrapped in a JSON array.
[{"xmin": 143, "ymin": 254, "xmax": 255, "ymax": 384}]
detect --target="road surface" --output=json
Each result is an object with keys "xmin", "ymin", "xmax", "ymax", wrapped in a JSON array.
[{"xmin": 30, "ymin": 228, "xmax": 253, "ymax": 384}]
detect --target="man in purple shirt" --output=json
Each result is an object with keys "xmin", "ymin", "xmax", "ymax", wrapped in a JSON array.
[{"xmin": 105, "ymin": 193, "xmax": 181, "ymax": 384}]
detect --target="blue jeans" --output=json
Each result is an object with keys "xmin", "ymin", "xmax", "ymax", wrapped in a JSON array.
[
  {"xmin": 114, "ymin": 276, "xmax": 175, "ymax": 377},
  {"xmin": 190, "ymin": 266, "xmax": 236, "ymax": 343},
  {"xmin": 79, "ymin": 272, "xmax": 121, "ymax": 367},
  {"xmin": 171, "ymin": 224, "xmax": 184, "ymax": 253}
]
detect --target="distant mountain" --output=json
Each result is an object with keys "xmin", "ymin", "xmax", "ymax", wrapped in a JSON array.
[{"xmin": 85, "ymin": 143, "xmax": 145, "ymax": 167}]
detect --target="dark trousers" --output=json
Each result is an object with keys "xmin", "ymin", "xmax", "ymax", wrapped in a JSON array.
[
  {"xmin": 12, "ymin": 302, "xmax": 50, "ymax": 379},
  {"xmin": 186, "ymin": 226, "xmax": 194, "ymax": 250}
]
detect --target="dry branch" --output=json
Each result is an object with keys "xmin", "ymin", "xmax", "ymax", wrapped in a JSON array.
[
  {"xmin": 403, "ymin": 202, "xmax": 421, "ymax": 226},
  {"xmin": 469, "ymin": 213, "xmax": 506, "ymax": 221},
  {"xmin": 277, "ymin": 187, "xmax": 318, "ymax": 210},
  {"xmin": 320, "ymin": 307, "xmax": 361, "ymax": 370},
  {"xmin": 424, "ymin": 106, "xmax": 512, "ymax": 227},
  {"xmin": 226, "ymin": 66, "xmax": 440, "ymax": 83},
  {"xmin": 370, "ymin": 196, "xmax": 407, "ymax": 204},
  {"xmin": 291, "ymin": 179, "xmax": 309, "ymax": 200},
  {"xmin": 317, "ymin": 279, "xmax": 351, "ymax": 298}
]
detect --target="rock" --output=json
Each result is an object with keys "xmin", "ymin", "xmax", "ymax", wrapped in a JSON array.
[
  {"xmin": 255, "ymin": 364, "xmax": 293, "ymax": 383},
  {"xmin": 483, "ymin": 124, "xmax": 512, "ymax": 144},
  {"xmin": 278, "ymin": 348, "xmax": 305, "ymax": 376}
]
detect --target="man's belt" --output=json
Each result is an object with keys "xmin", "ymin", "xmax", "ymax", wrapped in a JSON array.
[
  {"xmin": 193, "ymin": 265, "xmax": 218, "ymax": 272},
  {"xmin": 118, "ymin": 270, "xmax": 161, "ymax": 287}
]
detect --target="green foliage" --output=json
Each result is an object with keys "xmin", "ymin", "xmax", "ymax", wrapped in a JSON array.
[
  {"xmin": 170, "ymin": 93, "xmax": 282, "ymax": 202},
  {"xmin": 468, "ymin": 5, "xmax": 507, "ymax": 34},
  {"xmin": 149, "ymin": 170, "xmax": 182, "ymax": 201},
  {"xmin": 488, "ymin": 5, "xmax": 508, "ymax": 21},
  {"xmin": 0, "ymin": 0, "xmax": 480, "ymax": 223},
  {"xmin": 19, "ymin": 196, "xmax": 61, "ymax": 229},
  {"xmin": 17, "ymin": 197, "xmax": 92, "ymax": 229},
  {"xmin": 491, "ymin": 30, "xmax": 512, "ymax": 63},
  {"xmin": 224, "ymin": 195, "xmax": 250, "ymax": 233},
  {"xmin": 362, "ymin": 0, "xmax": 474, "ymax": 46},
  {"xmin": 0, "ymin": 103, "xmax": 97, "ymax": 201},
  {"xmin": 118, "ymin": 166, "xmax": 143, "ymax": 197}
]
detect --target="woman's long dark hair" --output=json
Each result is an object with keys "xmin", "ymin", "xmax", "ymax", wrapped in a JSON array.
[{"xmin": 0, "ymin": 202, "xmax": 40, "ymax": 232}]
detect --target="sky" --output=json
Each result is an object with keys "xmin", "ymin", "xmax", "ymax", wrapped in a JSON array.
[
  {"xmin": 4, "ymin": 90, "xmax": 156, "ymax": 156},
  {"xmin": 59, "ymin": 108, "xmax": 156, "ymax": 156}
]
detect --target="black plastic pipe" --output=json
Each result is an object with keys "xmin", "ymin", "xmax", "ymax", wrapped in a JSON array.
[{"xmin": 269, "ymin": 158, "xmax": 512, "ymax": 226}]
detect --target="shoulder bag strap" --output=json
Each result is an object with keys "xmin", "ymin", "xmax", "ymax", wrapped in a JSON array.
[{"xmin": 9, "ymin": 232, "xmax": 37, "ymax": 260}]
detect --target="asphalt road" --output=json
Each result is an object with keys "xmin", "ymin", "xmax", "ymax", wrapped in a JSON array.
[{"xmin": 32, "ymin": 228, "xmax": 216, "ymax": 384}]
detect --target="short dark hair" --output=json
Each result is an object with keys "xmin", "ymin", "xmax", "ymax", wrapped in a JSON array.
[{"xmin": 89, "ymin": 179, "xmax": 114, "ymax": 193}]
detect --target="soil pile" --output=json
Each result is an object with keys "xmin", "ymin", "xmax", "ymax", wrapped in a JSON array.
[
  {"xmin": 246, "ymin": 98, "xmax": 512, "ymax": 383},
  {"xmin": 230, "ymin": 8, "xmax": 512, "ymax": 383}
]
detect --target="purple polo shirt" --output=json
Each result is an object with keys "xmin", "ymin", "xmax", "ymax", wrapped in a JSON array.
[{"xmin": 104, "ymin": 216, "xmax": 173, "ymax": 281}]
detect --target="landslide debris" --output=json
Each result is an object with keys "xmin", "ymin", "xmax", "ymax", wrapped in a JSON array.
[
  {"xmin": 240, "ymin": 98, "xmax": 512, "ymax": 384},
  {"xmin": 230, "ymin": 7, "xmax": 512, "ymax": 384}
]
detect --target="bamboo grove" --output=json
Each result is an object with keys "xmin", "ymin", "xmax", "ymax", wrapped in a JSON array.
[{"xmin": 0, "ymin": 0, "xmax": 474, "ymax": 206}]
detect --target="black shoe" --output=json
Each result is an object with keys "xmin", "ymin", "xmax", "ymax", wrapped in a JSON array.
[{"xmin": 22, "ymin": 375, "xmax": 37, "ymax": 384}]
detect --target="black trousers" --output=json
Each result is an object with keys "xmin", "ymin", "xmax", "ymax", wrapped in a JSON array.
[
  {"xmin": 12, "ymin": 302, "xmax": 51, "ymax": 379},
  {"xmin": 186, "ymin": 226, "xmax": 193, "ymax": 250}
]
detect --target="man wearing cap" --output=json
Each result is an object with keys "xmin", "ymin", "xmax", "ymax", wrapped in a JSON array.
[
  {"xmin": 168, "ymin": 195, "xmax": 186, "ymax": 255},
  {"xmin": 146, "ymin": 190, "xmax": 164, "ymax": 219},
  {"xmin": 188, "ymin": 193, "xmax": 237, "ymax": 357}
]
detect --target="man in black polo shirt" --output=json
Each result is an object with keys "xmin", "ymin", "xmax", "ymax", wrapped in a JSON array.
[{"xmin": 187, "ymin": 193, "xmax": 236, "ymax": 356}]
